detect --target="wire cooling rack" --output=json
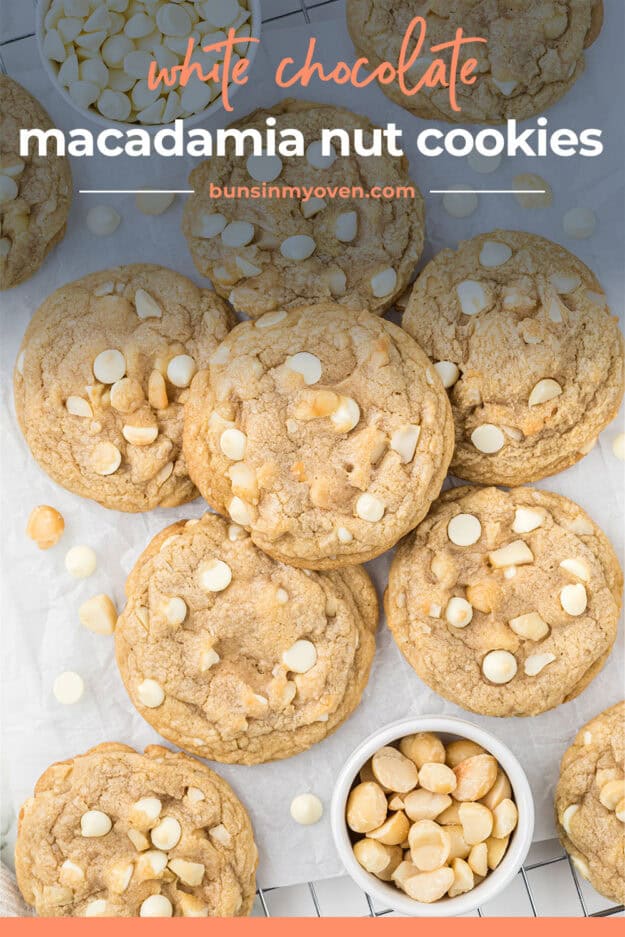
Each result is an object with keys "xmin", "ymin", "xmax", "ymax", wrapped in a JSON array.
[{"xmin": 1, "ymin": 0, "xmax": 623, "ymax": 919}]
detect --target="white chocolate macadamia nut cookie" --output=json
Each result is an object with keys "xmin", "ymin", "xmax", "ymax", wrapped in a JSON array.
[
  {"xmin": 182, "ymin": 304, "xmax": 453, "ymax": 568},
  {"xmin": 183, "ymin": 99, "xmax": 425, "ymax": 318},
  {"xmin": 14, "ymin": 265, "xmax": 233, "ymax": 512},
  {"xmin": 386, "ymin": 486, "xmax": 622, "ymax": 717},
  {"xmin": 42, "ymin": 0, "xmax": 254, "ymax": 125},
  {"xmin": 0, "ymin": 75, "xmax": 71, "ymax": 289},
  {"xmin": 556, "ymin": 702, "xmax": 625, "ymax": 905},
  {"xmin": 348, "ymin": 731, "xmax": 518, "ymax": 903},
  {"xmin": 403, "ymin": 231, "xmax": 625, "ymax": 485},
  {"xmin": 115, "ymin": 513, "xmax": 378, "ymax": 764},
  {"xmin": 346, "ymin": 0, "xmax": 602, "ymax": 125},
  {"xmin": 15, "ymin": 743, "xmax": 257, "ymax": 917}
]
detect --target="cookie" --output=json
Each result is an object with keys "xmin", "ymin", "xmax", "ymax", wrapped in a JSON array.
[
  {"xmin": 115, "ymin": 512, "xmax": 378, "ymax": 764},
  {"xmin": 403, "ymin": 230, "xmax": 625, "ymax": 485},
  {"xmin": 14, "ymin": 265, "xmax": 233, "ymax": 512},
  {"xmin": 183, "ymin": 99, "xmax": 425, "ymax": 318},
  {"xmin": 555, "ymin": 702, "xmax": 625, "ymax": 905},
  {"xmin": 182, "ymin": 303, "xmax": 454, "ymax": 568},
  {"xmin": 0, "ymin": 75, "xmax": 72, "ymax": 289},
  {"xmin": 15, "ymin": 742, "xmax": 257, "ymax": 917},
  {"xmin": 346, "ymin": 0, "xmax": 603, "ymax": 124},
  {"xmin": 386, "ymin": 486, "xmax": 622, "ymax": 717}
]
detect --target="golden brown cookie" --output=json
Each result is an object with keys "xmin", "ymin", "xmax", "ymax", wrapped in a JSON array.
[
  {"xmin": 0, "ymin": 75, "xmax": 72, "ymax": 289},
  {"xmin": 14, "ymin": 265, "xmax": 234, "ymax": 512},
  {"xmin": 15, "ymin": 742, "xmax": 257, "ymax": 917},
  {"xmin": 115, "ymin": 513, "xmax": 378, "ymax": 764},
  {"xmin": 182, "ymin": 303, "xmax": 454, "ymax": 568},
  {"xmin": 386, "ymin": 486, "xmax": 622, "ymax": 717},
  {"xmin": 346, "ymin": 0, "xmax": 603, "ymax": 124},
  {"xmin": 555, "ymin": 702, "xmax": 625, "ymax": 905},
  {"xmin": 403, "ymin": 230, "xmax": 625, "ymax": 485},
  {"xmin": 183, "ymin": 99, "xmax": 425, "ymax": 318}
]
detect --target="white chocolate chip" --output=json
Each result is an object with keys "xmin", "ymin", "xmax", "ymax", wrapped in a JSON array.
[
  {"xmin": 335, "ymin": 211, "xmax": 358, "ymax": 242},
  {"xmin": 221, "ymin": 221, "xmax": 254, "ymax": 247},
  {"xmin": 97, "ymin": 89, "xmax": 131, "ymax": 121},
  {"xmin": 280, "ymin": 234, "xmax": 316, "ymax": 261},
  {"xmin": 583, "ymin": 732, "xmax": 593, "ymax": 746},
  {"xmin": 256, "ymin": 310, "xmax": 287, "ymax": 328},
  {"xmin": 561, "ymin": 804, "xmax": 579, "ymax": 835},
  {"xmin": 290, "ymin": 793, "xmax": 323, "ymax": 825},
  {"xmin": 127, "ymin": 829, "xmax": 150, "ymax": 852},
  {"xmin": 81, "ymin": 810, "xmax": 112, "ymax": 837},
  {"xmin": 492, "ymin": 77, "xmax": 517, "ymax": 95},
  {"xmin": 186, "ymin": 786, "xmax": 205, "ymax": 804},
  {"xmin": 246, "ymin": 153, "xmax": 283, "ymax": 183},
  {"xmin": 301, "ymin": 196, "xmax": 327, "ymax": 218},
  {"xmin": 471, "ymin": 424, "xmax": 505, "ymax": 454},
  {"xmin": 198, "ymin": 558, "xmax": 232, "ymax": 592},
  {"xmin": 220, "ymin": 427, "xmax": 247, "ymax": 460},
  {"xmin": 327, "ymin": 268, "xmax": 347, "ymax": 296},
  {"xmin": 86, "ymin": 204, "xmax": 120, "ymax": 237},
  {"xmin": 108, "ymin": 861, "xmax": 133, "ymax": 894},
  {"xmin": 528, "ymin": 378, "xmax": 562, "ymax": 407},
  {"xmin": 135, "ymin": 192, "xmax": 175, "ymax": 216},
  {"xmin": 330, "ymin": 396, "xmax": 360, "ymax": 433},
  {"xmin": 93, "ymin": 349, "xmax": 126, "ymax": 384},
  {"xmin": 337, "ymin": 526, "xmax": 353, "ymax": 544},
  {"xmin": 122, "ymin": 425, "xmax": 158, "ymax": 446},
  {"xmin": 286, "ymin": 352, "xmax": 322, "ymax": 385},
  {"xmin": 612, "ymin": 433, "xmax": 625, "ymax": 461},
  {"xmin": 167, "ymin": 354, "xmax": 196, "ymax": 388},
  {"xmin": 434, "ymin": 361, "xmax": 460, "ymax": 389},
  {"xmin": 151, "ymin": 816, "xmax": 181, "ymax": 851},
  {"xmin": 447, "ymin": 514, "xmax": 481, "ymax": 547},
  {"xmin": 514, "ymin": 173, "xmax": 553, "ymax": 209},
  {"xmin": 445, "ymin": 597, "xmax": 473, "ymax": 628},
  {"xmin": 91, "ymin": 441, "xmax": 122, "ymax": 476},
  {"xmin": 355, "ymin": 493, "xmax": 385, "ymax": 522},
  {"xmin": 282, "ymin": 639, "xmax": 317, "ymax": 674},
  {"xmin": 137, "ymin": 678, "xmax": 165, "ymax": 708},
  {"xmin": 199, "ymin": 647, "xmax": 220, "ymax": 671},
  {"xmin": 134, "ymin": 288, "xmax": 162, "ymax": 319},
  {"xmin": 563, "ymin": 207, "xmax": 596, "ymax": 240},
  {"xmin": 509, "ymin": 612, "xmax": 549, "ymax": 641},
  {"xmin": 135, "ymin": 848, "xmax": 167, "ymax": 881},
  {"xmin": 79, "ymin": 593, "xmax": 117, "ymax": 635},
  {"xmin": 168, "ymin": 858, "xmax": 205, "ymax": 887},
  {"xmin": 482, "ymin": 650, "xmax": 517, "ymax": 684},
  {"xmin": 84, "ymin": 900, "xmax": 108, "ymax": 917},
  {"xmin": 512, "ymin": 507, "xmax": 544, "ymax": 534},
  {"xmin": 479, "ymin": 241, "xmax": 512, "ymax": 268},
  {"xmin": 370, "ymin": 267, "xmax": 397, "ymax": 298},
  {"xmin": 560, "ymin": 583, "xmax": 587, "ymax": 616},
  {"xmin": 276, "ymin": 588, "xmax": 289, "ymax": 605},
  {"xmin": 164, "ymin": 596, "xmax": 187, "ymax": 626},
  {"xmin": 229, "ymin": 496, "xmax": 253, "ymax": 526},
  {"xmin": 390, "ymin": 424, "xmax": 421, "ymax": 463},
  {"xmin": 306, "ymin": 141, "xmax": 336, "ymax": 169},
  {"xmin": 140, "ymin": 895, "xmax": 173, "ymax": 918},
  {"xmin": 192, "ymin": 212, "xmax": 226, "ymax": 239},
  {"xmin": 65, "ymin": 545, "xmax": 97, "ymax": 579},
  {"xmin": 209, "ymin": 824, "xmax": 232, "ymax": 846},
  {"xmin": 66, "ymin": 395, "xmax": 93, "ymax": 418},
  {"xmin": 457, "ymin": 280, "xmax": 488, "ymax": 316},
  {"xmin": 524, "ymin": 652, "xmax": 556, "ymax": 676},
  {"xmin": 443, "ymin": 187, "xmax": 478, "ymax": 218},
  {"xmin": 235, "ymin": 256, "xmax": 263, "ymax": 278},
  {"xmin": 560, "ymin": 558, "xmax": 590, "ymax": 582},
  {"xmin": 489, "ymin": 540, "xmax": 534, "ymax": 568},
  {"xmin": 428, "ymin": 603, "xmax": 441, "ymax": 618},
  {"xmin": 550, "ymin": 273, "xmax": 581, "ymax": 294},
  {"xmin": 60, "ymin": 860, "xmax": 84, "ymax": 884},
  {"xmin": 53, "ymin": 671, "xmax": 85, "ymax": 704}
]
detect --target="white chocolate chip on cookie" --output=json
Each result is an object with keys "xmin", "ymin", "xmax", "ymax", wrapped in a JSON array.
[
  {"xmin": 198, "ymin": 558, "xmax": 232, "ymax": 592},
  {"xmin": 356, "ymin": 493, "xmax": 385, "ymax": 522},
  {"xmin": 445, "ymin": 597, "xmax": 473, "ymax": 628},
  {"xmin": 280, "ymin": 235, "xmax": 316, "ymax": 261},
  {"xmin": 167, "ymin": 354, "xmax": 196, "ymax": 388},
  {"xmin": 512, "ymin": 507, "xmax": 544, "ymax": 533},
  {"xmin": 370, "ymin": 267, "xmax": 397, "ymax": 298},
  {"xmin": 447, "ymin": 513, "xmax": 481, "ymax": 547},
  {"xmin": 282, "ymin": 639, "xmax": 317, "ymax": 674},
  {"xmin": 471, "ymin": 424, "xmax": 505, "ymax": 454},
  {"xmin": 220, "ymin": 428, "xmax": 247, "ymax": 460},
  {"xmin": 479, "ymin": 241, "xmax": 512, "ymax": 268},
  {"xmin": 482, "ymin": 650, "xmax": 517, "ymax": 684},
  {"xmin": 93, "ymin": 349, "xmax": 126, "ymax": 384},
  {"xmin": 560, "ymin": 583, "xmax": 587, "ymax": 616},
  {"xmin": 81, "ymin": 810, "xmax": 112, "ymax": 837},
  {"xmin": 457, "ymin": 280, "xmax": 488, "ymax": 316},
  {"xmin": 509, "ymin": 612, "xmax": 549, "ymax": 641},
  {"xmin": 560, "ymin": 558, "xmax": 590, "ymax": 582},
  {"xmin": 390, "ymin": 424, "xmax": 421, "ymax": 463},
  {"xmin": 434, "ymin": 361, "xmax": 460, "ymax": 389},
  {"xmin": 286, "ymin": 352, "xmax": 322, "ymax": 385},
  {"xmin": 524, "ymin": 652, "xmax": 556, "ymax": 676},
  {"xmin": 137, "ymin": 679, "xmax": 165, "ymax": 708},
  {"xmin": 91, "ymin": 441, "xmax": 122, "ymax": 476},
  {"xmin": 529, "ymin": 379, "xmax": 562, "ymax": 407}
]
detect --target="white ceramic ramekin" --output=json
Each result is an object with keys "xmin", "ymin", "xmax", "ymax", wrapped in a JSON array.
[
  {"xmin": 35, "ymin": 0, "xmax": 261, "ymax": 130},
  {"xmin": 331, "ymin": 715, "xmax": 535, "ymax": 917}
]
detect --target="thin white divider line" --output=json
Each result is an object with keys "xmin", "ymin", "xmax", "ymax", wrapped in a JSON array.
[
  {"xmin": 78, "ymin": 189, "xmax": 195, "ymax": 194},
  {"xmin": 430, "ymin": 189, "xmax": 546, "ymax": 195}
]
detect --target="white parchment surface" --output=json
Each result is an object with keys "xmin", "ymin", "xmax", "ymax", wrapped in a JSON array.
[{"xmin": 1, "ymin": 5, "xmax": 624, "ymax": 890}]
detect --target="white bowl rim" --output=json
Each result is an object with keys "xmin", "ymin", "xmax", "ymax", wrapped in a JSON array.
[
  {"xmin": 331, "ymin": 714, "xmax": 535, "ymax": 917},
  {"xmin": 35, "ymin": 0, "xmax": 262, "ymax": 132}
]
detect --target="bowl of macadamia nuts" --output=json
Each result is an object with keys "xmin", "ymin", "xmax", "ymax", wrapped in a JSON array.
[{"xmin": 331, "ymin": 716, "xmax": 534, "ymax": 916}]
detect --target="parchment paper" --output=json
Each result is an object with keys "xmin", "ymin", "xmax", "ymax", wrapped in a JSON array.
[{"xmin": 1, "ymin": 5, "xmax": 624, "ymax": 891}]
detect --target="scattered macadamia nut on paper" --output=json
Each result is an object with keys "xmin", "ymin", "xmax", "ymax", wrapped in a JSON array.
[
  {"xmin": 26, "ymin": 505, "xmax": 65, "ymax": 549},
  {"xmin": 347, "ymin": 731, "xmax": 518, "ymax": 903}
]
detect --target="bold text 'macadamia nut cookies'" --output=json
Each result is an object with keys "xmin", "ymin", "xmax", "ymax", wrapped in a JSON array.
[
  {"xmin": 346, "ymin": 0, "xmax": 603, "ymax": 125},
  {"xmin": 0, "ymin": 75, "xmax": 72, "ymax": 289},
  {"xmin": 15, "ymin": 743, "xmax": 257, "ymax": 917},
  {"xmin": 115, "ymin": 513, "xmax": 378, "ymax": 764},
  {"xmin": 14, "ymin": 265, "xmax": 233, "ymax": 512},
  {"xmin": 386, "ymin": 486, "xmax": 622, "ymax": 717},
  {"xmin": 555, "ymin": 702, "xmax": 625, "ymax": 905},
  {"xmin": 183, "ymin": 304, "xmax": 454, "ymax": 569},
  {"xmin": 183, "ymin": 99, "xmax": 425, "ymax": 318},
  {"xmin": 403, "ymin": 230, "xmax": 625, "ymax": 485}
]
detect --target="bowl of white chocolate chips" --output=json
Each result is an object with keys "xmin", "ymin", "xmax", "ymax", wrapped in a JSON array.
[
  {"xmin": 37, "ymin": 0, "xmax": 260, "ymax": 128},
  {"xmin": 331, "ymin": 716, "xmax": 534, "ymax": 916}
]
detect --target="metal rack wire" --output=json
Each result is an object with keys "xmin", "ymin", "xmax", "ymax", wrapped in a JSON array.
[{"xmin": 1, "ymin": 0, "xmax": 623, "ymax": 918}]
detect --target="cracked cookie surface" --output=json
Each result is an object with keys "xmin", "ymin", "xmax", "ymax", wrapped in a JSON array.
[
  {"xmin": 183, "ymin": 303, "xmax": 454, "ymax": 568},
  {"xmin": 403, "ymin": 230, "xmax": 625, "ymax": 485},
  {"xmin": 183, "ymin": 99, "xmax": 425, "ymax": 318},
  {"xmin": 346, "ymin": 0, "xmax": 603, "ymax": 124},
  {"xmin": 555, "ymin": 702, "xmax": 625, "ymax": 904},
  {"xmin": 386, "ymin": 486, "xmax": 622, "ymax": 717},
  {"xmin": 0, "ymin": 75, "xmax": 72, "ymax": 289},
  {"xmin": 115, "ymin": 513, "xmax": 378, "ymax": 764},
  {"xmin": 15, "ymin": 742, "xmax": 257, "ymax": 917},
  {"xmin": 14, "ymin": 265, "xmax": 233, "ymax": 512}
]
